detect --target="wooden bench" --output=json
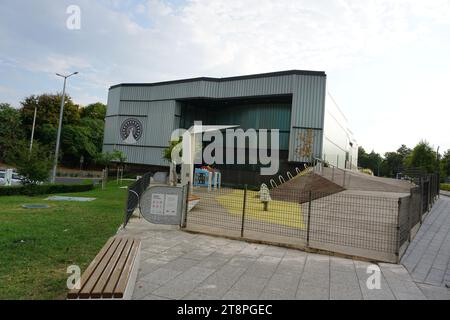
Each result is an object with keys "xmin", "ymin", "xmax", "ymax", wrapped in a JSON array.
[{"xmin": 67, "ymin": 236, "xmax": 141, "ymax": 300}]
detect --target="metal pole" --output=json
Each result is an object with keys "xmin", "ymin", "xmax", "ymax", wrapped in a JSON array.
[
  {"xmin": 29, "ymin": 106, "xmax": 37, "ymax": 153},
  {"xmin": 307, "ymin": 190, "xmax": 312, "ymax": 247},
  {"xmin": 181, "ymin": 182, "xmax": 190, "ymax": 228},
  {"xmin": 51, "ymin": 77, "xmax": 67, "ymax": 183},
  {"xmin": 408, "ymin": 191, "xmax": 412, "ymax": 243},
  {"xmin": 419, "ymin": 177, "xmax": 423, "ymax": 224},
  {"xmin": 343, "ymin": 170, "xmax": 346, "ymax": 187},
  {"xmin": 240, "ymin": 185, "xmax": 248, "ymax": 238},
  {"xmin": 396, "ymin": 198, "xmax": 402, "ymax": 262},
  {"xmin": 51, "ymin": 72, "xmax": 78, "ymax": 183}
]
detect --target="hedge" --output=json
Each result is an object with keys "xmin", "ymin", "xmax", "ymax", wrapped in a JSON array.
[
  {"xmin": 441, "ymin": 184, "xmax": 450, "ymax": 192},
  {"xmin": 0, "ymin": 183, "xmax": 95, "ymax": 197}
]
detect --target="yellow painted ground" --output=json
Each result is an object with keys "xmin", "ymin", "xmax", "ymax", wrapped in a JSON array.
[{"xmin": 216, "ymin": 190, "xmax": 305, "ymax": 230}]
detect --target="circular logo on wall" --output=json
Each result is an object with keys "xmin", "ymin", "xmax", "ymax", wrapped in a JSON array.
[{"xmin": 120, "ymin": 118, "xmax": 143, "ymax": 144}]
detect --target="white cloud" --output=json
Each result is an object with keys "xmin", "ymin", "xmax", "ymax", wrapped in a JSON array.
[{"xmin": 0, "ymin": 0, "xmax": 449, "ymax": 152}]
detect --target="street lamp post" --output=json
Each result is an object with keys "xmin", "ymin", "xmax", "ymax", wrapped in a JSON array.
[
  {"xmin": 29, "ymin": 106, "xmax": 37, "ymax": 153},
  {"xmin": 51, "ymin": 72, "xmax": 78, "ymax": 183}
]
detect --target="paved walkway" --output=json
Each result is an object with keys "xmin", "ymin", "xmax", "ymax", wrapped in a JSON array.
[
  {"xmin": 120, "ymin": 218, "xmax": 431, "ymax": 300},
  {"xmin": 401, "ymin": 196, "xmax": 450, "ymax": 300}
]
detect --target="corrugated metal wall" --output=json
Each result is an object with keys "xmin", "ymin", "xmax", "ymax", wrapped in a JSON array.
[
  {"xmin": 289, "ymin": 75, "xmax": 327, "ymax": 161},
  {"xmin": 104, "ymin": 72, "xmax": 329, "ymax": 167},
  {"xmin": 105, "ymin": 87, "xmax": 121, "ymax": 116},
  {"xmin": 216, "ymin": 76, "xmax": 293, "ymax": 98}
]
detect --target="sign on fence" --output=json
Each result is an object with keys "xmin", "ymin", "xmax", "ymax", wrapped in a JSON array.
[{"xmin": 140, "ymin": 185, "xmax": 187, "ymax": 225}]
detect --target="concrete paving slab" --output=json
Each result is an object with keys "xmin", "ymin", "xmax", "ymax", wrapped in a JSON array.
[
  {"xmin": 119, "ymin": 218, "xmax": 433, "ymax": 300},
  {"xmin": 153, "ymin": 266, "xmax": 216, "ymax": 299}
]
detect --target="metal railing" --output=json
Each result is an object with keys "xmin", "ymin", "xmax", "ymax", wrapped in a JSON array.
[
  {"xmin": 313, "ymin": 157, "xmax": 349, "ymax": 188},
  {"xmin": 397, "ymin": 172, "xmax": 440, "ymax": 257},
  {"xmin": 123, "ymin": 172, "xmax": 153, "ymax": 227}
]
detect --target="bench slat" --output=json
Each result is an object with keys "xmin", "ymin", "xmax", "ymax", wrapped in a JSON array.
[
  {"xmin": 113, "ymin": 239, "xmax": 140, "ymax": 298},
  {"xmin": 67, "ymin": 237, "xmax": 116, "ymax": 299},
  {"xmin": 101, "ymin": 238, "xmax": 134, "ymax": 298},
  {"xmin": 90, "ymin": 237, "xmax": 129, "ymax": 299},
  {"xmin": 79, "ymin": 238, "xmax": 125, "ymax": 299}
]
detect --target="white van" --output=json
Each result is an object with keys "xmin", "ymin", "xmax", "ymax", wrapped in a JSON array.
[{"xmin": 0, "ymin": 170, "xmax": 25, "ymax": 186}]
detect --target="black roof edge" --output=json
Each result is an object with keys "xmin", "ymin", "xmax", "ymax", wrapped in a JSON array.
[{"xmin": 109, "ymin": 70, "xmax": 326, "ymax": 90}]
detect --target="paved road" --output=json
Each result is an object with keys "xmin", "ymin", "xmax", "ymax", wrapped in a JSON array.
[
  {"xmin": 120, "ymin": 219, "xmax": 430, "ymax": 300},
  {"xmin": 401, "ymin": 196, "xmax": 450, "ymax": 299},
  {"xmin": 54, "ymin": 177, "xmax": 101, "ymax": 184}
]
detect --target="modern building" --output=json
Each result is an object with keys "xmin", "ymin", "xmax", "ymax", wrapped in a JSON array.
[{"xmin": 103, "ymin": 70, "xmax": 358, "ymax": 184}]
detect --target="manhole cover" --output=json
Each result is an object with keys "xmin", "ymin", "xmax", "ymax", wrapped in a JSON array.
[
  {"xmin": 22, "ymin": 204, "xmax": 50, "ymax": 209},
  {"xmin": 45, "ymin": 196, "xmax": 96, "ymax": 202}
]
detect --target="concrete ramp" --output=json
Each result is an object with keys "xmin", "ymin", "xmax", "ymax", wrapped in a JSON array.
[
  {"xmin": 270, "ymin": 166, "xmax": 414, "ymax": 203},
  {"xmin": 271, "ymin": 171, "xmax": 345, "ymax": 203},
  {"xmin": 320, "ymin": 167, "xmax": 414, "ymax": 193}
]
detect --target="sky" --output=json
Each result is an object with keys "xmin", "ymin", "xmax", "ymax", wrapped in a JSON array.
[{"xmin": 0, "ymin": 0, "xmax": 449, "ymax": 155}]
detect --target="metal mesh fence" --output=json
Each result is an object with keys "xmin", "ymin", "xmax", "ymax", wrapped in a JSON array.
[
  {"xmin": 397, "ymin": 173, "xmax": 440, "ymax": 253},
  {"xmin": 185, "ymin": 172, "xmax": 440, "ymax": 262},
  {"xmin": 124, "ymin": 172, "xmax": 153, "ymax": 227}
]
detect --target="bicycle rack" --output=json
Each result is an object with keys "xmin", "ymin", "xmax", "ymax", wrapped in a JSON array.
[
  {"xmin": 287, "ymin": 172, "xmax": 294, "ymax": 180},
  {"xmin": 270, "ymin": 179, "xmax": 278, "ymax": 189},
  {"xmin": 279, "ymin": 175, "xmax": 286, "ymax": 185}
]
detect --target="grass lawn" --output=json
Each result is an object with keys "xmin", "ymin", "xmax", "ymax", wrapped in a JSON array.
[
  {"xmin": 0, "ymin": 182, "xmax": 130, "ymax": 300},
  {"xmin": 216, "ymin": 190, "xmax": 305, "ymax": 229},
  {"xmin": 441, "ymin": 183, "xmax": 450, "ymax": 192}
]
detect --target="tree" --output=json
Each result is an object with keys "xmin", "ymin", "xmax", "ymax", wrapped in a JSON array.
[
  {"xmin": 60, "ymin": 125, "xmax": 98, "ymax": 167},
  {"xmin": 94, "ymin": 152, "xmax": 116, "ymax": 170},
  {"xmin": 358, "ymin": 147, "xmax": 372, "ymax": 170},
  {"xmin": 358, "ymin": 147, "xmax": 383, "ymax": 176},
  {"xmin": 20, "ymin": 94, "xmax": 80, "ymax": 143},
  {"xmin": 94, "ymin": 150, "xmax": 127, "ymax": 170},
  {"xmin": 79, "ymin": 117, "xmax": 105, "ymax": 151},
  {"xmin": 5, "ymin": 140, "xmax": 53, "ymax": 185},
  {"xmin": 440, "ymin": 150, "xmax": 450, "ymax": 180},
  {"xmin": 80, "ymin": 102, "xmax": 107, "ymax": 120},
  {"xmin": 112, "ymin": 150, "xmax": 127, "ymax": 169},
  {"xmin": 397, "ymin": 144, "xmax": 412, "ymax": 159},
  {"xmin": 163, "ymin": 139, "xmax": 182, "ymax": 186},
  {"xmin": 0, "ymin": 103, "xmax": 25, "ymax": 161},
  {"xmin": 405, "ymin": 141, "xmax": 438, "ymax": 173},
  {"xmin": 380, "ymin": 145, "xmax": 411, "ymax": 178}
]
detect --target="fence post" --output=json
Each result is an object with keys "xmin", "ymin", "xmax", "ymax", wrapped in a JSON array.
[
  {"xmin": 306, "ymin": 190, "xmax": 312, "ymax": 247},
  {"xmin": 427, "ymin": 177, "xmax": 431, "ymax": 212},
  {"xmin": 181, "ymin": 182, "xmax": 190, "ymax": 228},
  {"xmin": 396, "ymin": 198, "xmax": 401, "ymax": 262},
  {"xmin": 123, "ymin": 187, "xmax": 130, "ymax": 229},
  {"xmin": 343, "ymin": 170, "xmax": 346, "ymax": 187},
  {"xmin": 240, "ymin": 185, "xmax": 248, "ymax": 238},
  {"xmin": 437, "ymin": 173, "xmax": 440, "ymax": 198},
  {"xmin": 407, "ymin": 192, "xmax": 412, "ymax": 242},
  {"xmin": 419, "ymin": 177, "xmax": 423, "ymax": 224}
]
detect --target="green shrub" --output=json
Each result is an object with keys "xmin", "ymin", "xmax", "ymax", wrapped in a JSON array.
[
  {"xmin": 441, "ymin": 184, "xmax": 450, "ymax": 192},
  {"xmin": 0, "ymin": 184, "xmax": 95, "ymax": 197}
]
